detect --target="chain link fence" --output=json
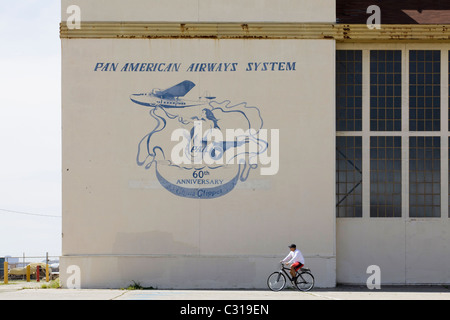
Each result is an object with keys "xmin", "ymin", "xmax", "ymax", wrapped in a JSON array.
[{"xmin": 1, "ymin": 253, "xmax": 59, "ymax": 281}]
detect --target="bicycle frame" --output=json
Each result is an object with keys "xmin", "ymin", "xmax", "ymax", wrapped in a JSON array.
[
  {"xmin": 278, "ymin": 264, "xmax": 297, "ymax": 281},
  {"xmin": 278, "ymin": 263, "xmax": 309, "ymax": 283}
]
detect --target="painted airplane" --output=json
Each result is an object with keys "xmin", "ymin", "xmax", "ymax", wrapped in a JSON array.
[{"xmin": 130, "ymin": 80, "xmax": 215, "ymax": 108}]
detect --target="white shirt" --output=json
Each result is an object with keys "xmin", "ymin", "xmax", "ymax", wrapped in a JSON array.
[{"xmin": 282, "ymin": 249, "xmax": 305, "ymax": 265}]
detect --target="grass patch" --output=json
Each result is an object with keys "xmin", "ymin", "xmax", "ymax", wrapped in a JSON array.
[
  {"xmin": 123, "ymin": 280, "xmax": 156, "ymax": 290},
  {"xmin": 0, "ymin": 281, "xmax": 18, "ymax": 285},
  {"xmin": 41, "ymin": 278, "xmax": 61, "ymax": 289}
]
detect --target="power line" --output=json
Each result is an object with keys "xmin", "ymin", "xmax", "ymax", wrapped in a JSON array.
[{"xmin": 0, "ymin": 208, "xmax": 61, "ymax": 218}]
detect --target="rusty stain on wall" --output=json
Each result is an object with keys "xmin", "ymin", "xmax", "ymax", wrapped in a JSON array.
[{"xmin": 60, "ymin": 22, "xmax": 450, "ymax": 42}]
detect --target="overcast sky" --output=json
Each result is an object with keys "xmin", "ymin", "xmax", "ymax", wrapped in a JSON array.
[{"xmin": 0, "ymin": 0, "xmax": 61, "ymax": 258}]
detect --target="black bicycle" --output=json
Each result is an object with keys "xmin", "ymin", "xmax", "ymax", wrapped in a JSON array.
[{"xmin": 267, "ymin": 263, "xmax": 315, "ymax": 292}]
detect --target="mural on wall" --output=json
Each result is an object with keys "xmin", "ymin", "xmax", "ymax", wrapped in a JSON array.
[{"xmin": 129, "ymin": 80, "xmax": 270, "ymax": 199}]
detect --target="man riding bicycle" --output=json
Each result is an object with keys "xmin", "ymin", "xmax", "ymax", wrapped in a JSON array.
[{"xmin": 280, "ymin": 244, "xmax": 305, "ymax": 281}]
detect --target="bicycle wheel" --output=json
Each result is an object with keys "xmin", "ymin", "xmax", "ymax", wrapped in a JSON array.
[
  {"xmin": 295, "ymin": 272, "xmax": 314, "ymax": 291},
  {"xmin": 267, "ymin": 272, "xmax": 286, "ymax": 291}
]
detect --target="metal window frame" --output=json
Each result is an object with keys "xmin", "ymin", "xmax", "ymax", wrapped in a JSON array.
[
  {"xmin": 336, "ymin": 136, "xmax": 363, "ymax": 218},
  {"xmin": 369, "ymin": 136, "xmax": 403, "ymax": 218},
  {"xmin": 337, "ymin": 43, "xmax": 450, "ymax": 221}
]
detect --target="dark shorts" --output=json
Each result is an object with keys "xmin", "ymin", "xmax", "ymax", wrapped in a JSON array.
[{"xmin": 292, "ymin": 261, "xmax": 304, "ymax": 271}]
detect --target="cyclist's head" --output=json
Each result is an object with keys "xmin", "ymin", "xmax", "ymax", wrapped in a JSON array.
[{"xmin": 288, "ymin": 244, "xmax": 296, "ymax": 251}]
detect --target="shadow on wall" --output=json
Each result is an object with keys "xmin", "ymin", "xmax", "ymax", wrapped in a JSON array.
[{"xmin": 112, "ymin": 231, "xmax": 258, "ymax": 289}]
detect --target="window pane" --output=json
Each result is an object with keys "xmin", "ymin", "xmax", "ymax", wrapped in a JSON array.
[
  {"xmin": 336, "ymin": 50, "xmax": 363, "ymax": 131},
  {"xmin": 370, "ymin": 136, "xmax": 402, "ymax": 217},
  {"xmin": 409, "ymin": 137, "xmax": 441, "ymax": 217},
  {"xmin": 409, "ymin": 50, "xmax": 441, "ymax": 131},
  {"xmin": 370, "ymin": 50, "xmax": 402, "ymax": 131},
  {"xmin": 336, "ymin": 136, "xmax": 362, "ymax": 217}
]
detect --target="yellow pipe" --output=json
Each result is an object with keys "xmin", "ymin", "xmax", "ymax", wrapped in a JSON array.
[
  {"xmin": 46, "ymin": 264, "xmax": 49, "ymax": 282},
  {"xmin": 26, "ymin": 265, "xmax": 31, "ymax": 282},
  {"xmin": 3, "ymin": 262, "xmax": 7, "ymax": 284}
]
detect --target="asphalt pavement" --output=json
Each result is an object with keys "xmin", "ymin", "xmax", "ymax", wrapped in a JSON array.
[{"xmin": 0, "ymin": 281, "xmax": 449, "ymax": 300}]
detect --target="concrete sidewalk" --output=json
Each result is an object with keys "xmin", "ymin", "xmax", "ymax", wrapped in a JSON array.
[{"xmin": 0, "ymin": 282, "xmax": 449, "ymax": 300}]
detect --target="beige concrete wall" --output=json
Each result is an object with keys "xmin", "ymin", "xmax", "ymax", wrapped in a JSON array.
[
  {"xmin": 337, "ymin": 219, "xmax": 450, "ymax": 284},
  {"xmin": 61, "ymin": 0, "xmax": 336, "ymax": 23},
  {"xmin": 60, "ymin": 0, "xmax": 337, "ymax": 289},
  {"xmin": 60, "ymin": 255, "xmax": 335, "ymax": 289},
  {"xmin": 61, "ymin": 38, "xmax": 336, "ymax": 288}
]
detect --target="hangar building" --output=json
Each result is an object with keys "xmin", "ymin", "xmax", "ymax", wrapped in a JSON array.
[{"xmin": 60, "ymin": 0, "xmax": 450, "ymax": 288}]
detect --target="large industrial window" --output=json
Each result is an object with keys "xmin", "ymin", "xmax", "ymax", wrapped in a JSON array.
[
  {"xmin": 370, "ymin": 136, "xmax": 402, "ymax": 217},
  {"xmin": 409, "ymin": 50, "xmax": 441, "ymax": 131},
  {"xmin": 336, "ymin": 50, "xmax": 363, "ymax": 131},
  {"xmin": 336, "ymin": 136, "xmax": 363, "ymax": 218},
  {"xmin": 409, "ymin": 137, "xmax": 441, "ymax": 217},
  {"xmin": 337, "ymin": 46, "xmax": 449, "ymax": 219},
  {"xmin": 370, "ymin": 50, "xmax": 402, "ymax": 131}
]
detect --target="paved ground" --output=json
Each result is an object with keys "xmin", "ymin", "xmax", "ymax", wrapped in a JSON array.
[{"xmin": 1, "ymin": 281, "xmax": 449, "ymax": 300}]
